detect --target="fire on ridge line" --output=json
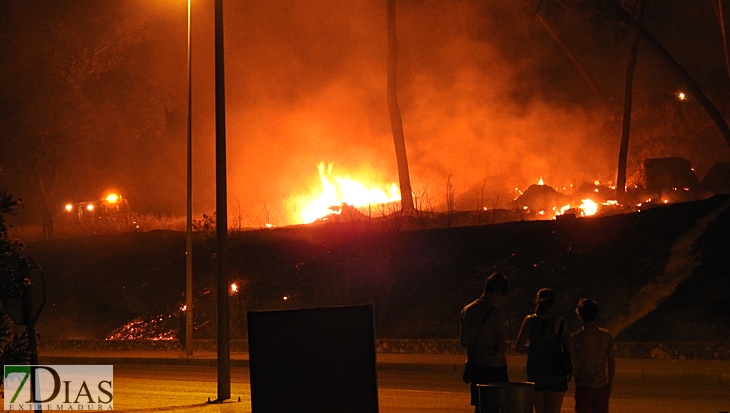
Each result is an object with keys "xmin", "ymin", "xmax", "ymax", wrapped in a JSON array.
[
  {"xmin": 294, "ymin": 162, "xmax": 401, "ymax": 224},
  {"xmin": 291, "ymin": 166, "xmax": 618, "ymax": 226}
]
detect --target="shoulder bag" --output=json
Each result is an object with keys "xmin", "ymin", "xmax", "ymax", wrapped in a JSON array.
[{"xmin": 557, "ymin": 317, "xmax": 573, "ymax": 379}]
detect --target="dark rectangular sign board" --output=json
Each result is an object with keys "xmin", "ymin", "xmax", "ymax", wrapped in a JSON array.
[{"xmin": 247, "ymin": 304, "xmax": 379, "ymax": 413}]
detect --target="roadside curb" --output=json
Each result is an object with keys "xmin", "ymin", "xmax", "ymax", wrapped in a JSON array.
[{"xmin": 37, "ymin": 354, "xmax": 730, "ymax": 383}]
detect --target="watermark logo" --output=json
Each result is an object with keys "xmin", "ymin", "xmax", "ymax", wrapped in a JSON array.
[{"xmin": 4, "ymin": 365, "xmax": 113, "ymax": 411}]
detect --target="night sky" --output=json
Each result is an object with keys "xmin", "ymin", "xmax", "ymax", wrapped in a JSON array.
[{"xmin": 1, "ymin": 0, "xmax": 729, "ymax": 226}]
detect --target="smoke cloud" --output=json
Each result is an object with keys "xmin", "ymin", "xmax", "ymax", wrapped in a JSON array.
[
  {"xmin": 3, "ymin": 0, "xmax": 729, "ymax": 226},
  {"xmin": 186, "ymin": 0, "xmax": 620, "ymax": 226}
]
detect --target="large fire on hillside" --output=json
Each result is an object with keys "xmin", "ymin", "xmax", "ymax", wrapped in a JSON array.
[
  {"xmin": 286, "ymin": 157, "xmax": 729, "ymax": 227},
  {"xmin": 288, "ymin": 162, "xmax": 402, "ymax": 224},
  {"xmin": 289, "ymin": 164, "xmax": 613, "ymax": 225}
]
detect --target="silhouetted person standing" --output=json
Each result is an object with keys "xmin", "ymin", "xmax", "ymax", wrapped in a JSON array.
[
  {"xmin": 460, "ymin": 272, "xmax": 510, "ymax": 413},
  {"xmin": 569, "ymin": 298, "xmax": 615, "ymax": 413},
  {"xmin": 515, "ymin": 288, "xmax": 570, "ymax": 413}
]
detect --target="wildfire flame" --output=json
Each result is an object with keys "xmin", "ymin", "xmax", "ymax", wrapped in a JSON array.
[
  {"xmin": 297, "ymin": 162, "xmax": 401, "ymax": 224},
  {"xmin": 579, "ymin": 199, "xmax": 598, "ymax": 216}
]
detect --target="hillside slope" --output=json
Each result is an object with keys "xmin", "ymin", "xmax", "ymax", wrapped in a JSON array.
[{"xmin": 24, "ymin": 195, "xmax": 730, "ymax": 344}]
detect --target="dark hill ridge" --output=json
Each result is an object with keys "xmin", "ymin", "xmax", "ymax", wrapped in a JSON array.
[{"xmin": 24, "ymin": 195, "xmax": 730, "ymax": 345}]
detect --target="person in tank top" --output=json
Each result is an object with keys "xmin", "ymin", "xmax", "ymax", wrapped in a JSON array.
[{"xmin": 516, "ymin": 288, "xmax": 570, "ymax": 413}]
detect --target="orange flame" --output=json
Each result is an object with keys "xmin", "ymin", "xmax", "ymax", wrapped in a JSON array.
[
  {"xmin": 580, "ymin": 199, "xmax": 598, "ymax": 216},
  {"xmin": 294, "ymin": 162, "xmax": 401, "ymax": 224}
]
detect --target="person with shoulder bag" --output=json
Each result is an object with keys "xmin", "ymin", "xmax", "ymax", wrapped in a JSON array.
[
  {"xmin": 516, "ymin": 288, "xmax": 572, "ymax": 413},
  {"xmin": 459, "ymin": 272, "xmax": 510, "ymax": 413}
]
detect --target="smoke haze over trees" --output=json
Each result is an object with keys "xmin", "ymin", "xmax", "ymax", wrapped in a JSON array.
[{"xmin": 1, "ymin": 0, "xmax": 729, "ymax": 227}]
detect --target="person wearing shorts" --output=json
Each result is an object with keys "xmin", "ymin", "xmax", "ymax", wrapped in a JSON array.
[{"xmin": 569, "ymin": 298, "xmax": 615, "ymax": 413}]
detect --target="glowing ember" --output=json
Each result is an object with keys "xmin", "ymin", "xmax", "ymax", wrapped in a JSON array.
[
  {"xmin": 296, "ymin": 162, "xmax": 401, "ymax": 224},
  {"xmin": 538, "ymin": 177, "xmax": 545, "ymax": 185},
  {"xmin": 230, "ymin": 283, "xmax": 238, "ymax": 294},
  {"xmin": 106, "ymin": 314, "xmax": 179, "ymax": 341}
]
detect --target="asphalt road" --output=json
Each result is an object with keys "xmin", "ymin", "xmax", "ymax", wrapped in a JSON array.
[{"xmin": 96, "ymin": 365, "xmax": 730, "ymax": 413}]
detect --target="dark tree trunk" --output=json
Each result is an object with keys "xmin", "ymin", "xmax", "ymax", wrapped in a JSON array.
[
  {"xmin": 616, "ymin": 0, "xmax": 644, "ymax": 202},
  {"xmin": 387, "ymin": 0, "xmax": 414, "ymax": 213},
  {"xmin": 34, "ymin": 160, "xmax": 56, "ymax": 240},
  {"xmin": 41, "ymin": 204, "xmax": 54, "ymax": 240}
]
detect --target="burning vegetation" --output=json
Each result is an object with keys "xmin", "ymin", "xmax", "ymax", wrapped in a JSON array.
[
  {"xmin": 275, "ymin": 157, "xmax": 730, "ymax": 229},
  {"xmin": 289, "ymin": 162, "xmax": 401, "ymax": 225},
  {"xmin": 3, "ymin": 1, "xmax": 730, "ymax": 238}
]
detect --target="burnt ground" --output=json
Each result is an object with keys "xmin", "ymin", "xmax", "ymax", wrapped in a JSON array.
[{"xmin": 22, "ymin": 194, "xmax": 730, "ymax": 345}]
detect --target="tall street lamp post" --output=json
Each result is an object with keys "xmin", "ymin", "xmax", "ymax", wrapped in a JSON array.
[
  {"xmin": 185, "ymin": 0, "xmax": 194, "ymax": 358},
  {"xmin": 214, "ymin": 0, "xmax": 231, "ymax": 401}
]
